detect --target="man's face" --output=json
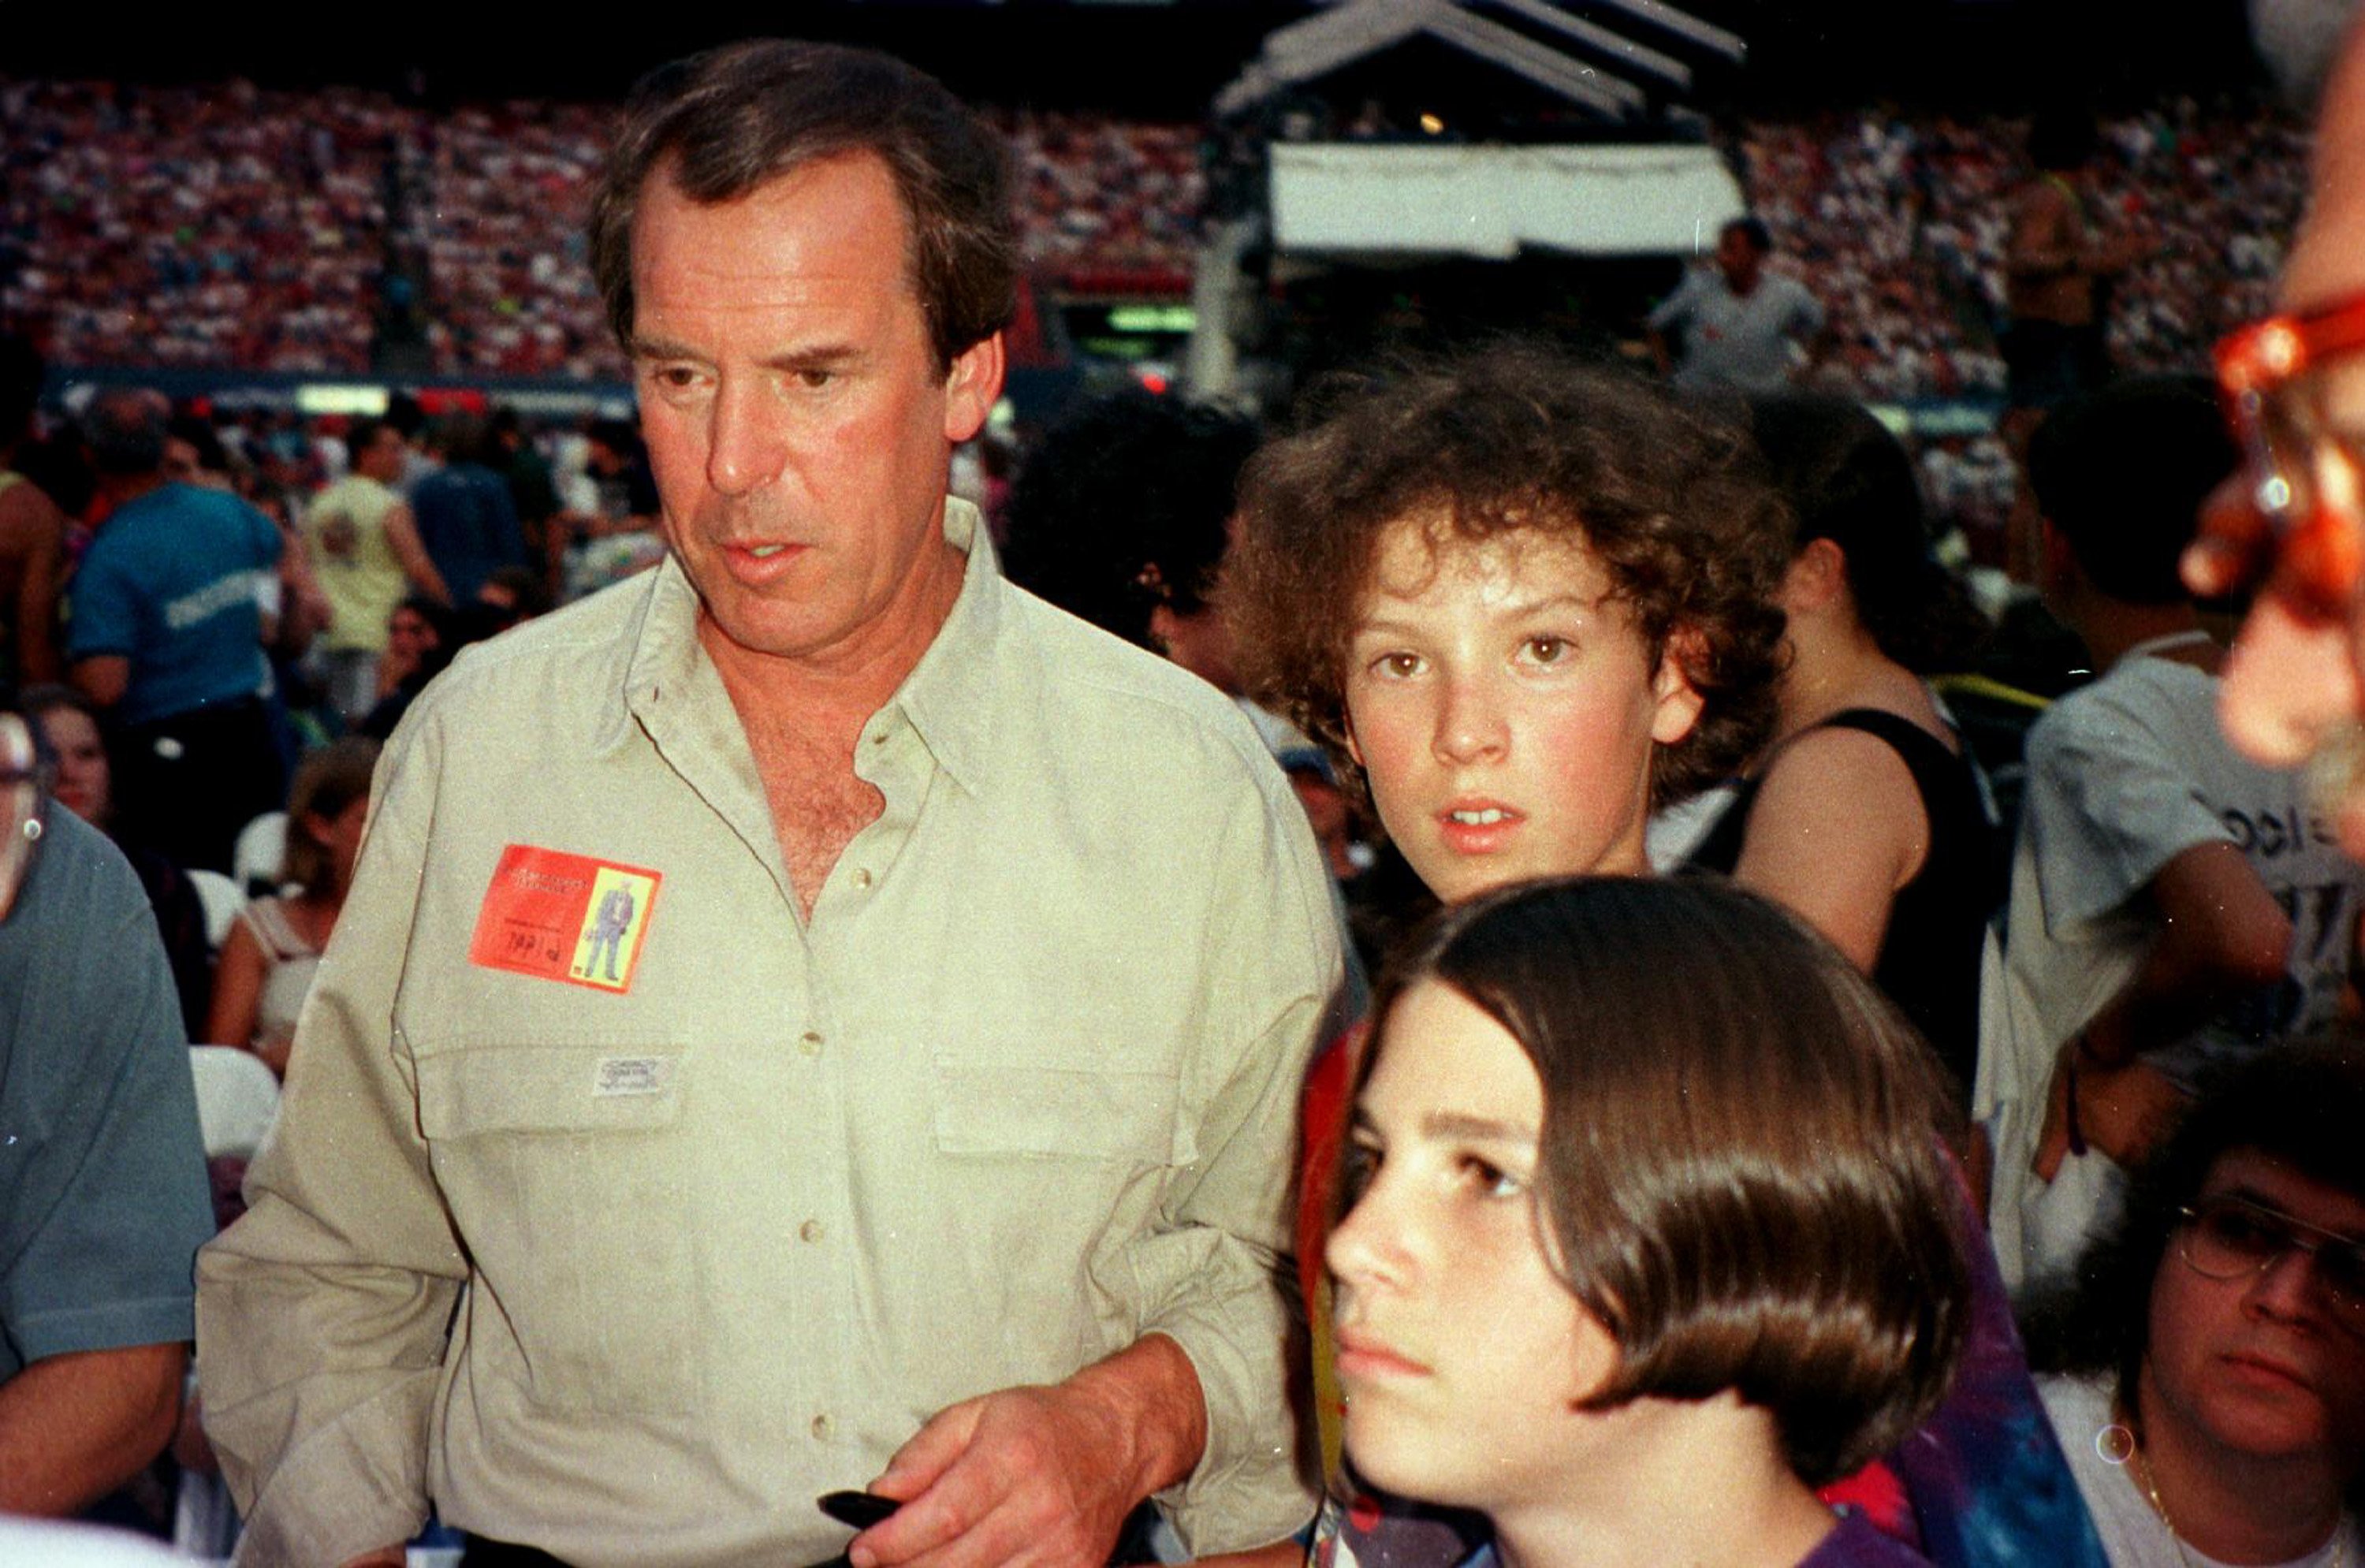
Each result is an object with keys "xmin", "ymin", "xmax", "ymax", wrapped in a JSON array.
[
  {"xmin": 356, "ymin": 427, "xmax": 406, "ymax": 485},
  {"xmin": 1717, "ymin": 228, "xmax": 1764, "ymax": 291},
  {"xmin": 628, "ymin": 153, "xmax": 1003, "ymax": 680}
]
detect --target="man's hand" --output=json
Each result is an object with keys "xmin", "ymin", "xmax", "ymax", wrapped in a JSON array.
[{"xmin": 850, "ymin": 1334, "xmax": 1207, "ymax": 1568}]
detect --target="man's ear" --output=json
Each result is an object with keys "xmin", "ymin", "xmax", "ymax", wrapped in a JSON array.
[
  {"xmin": 942, "ymin": 331, "xmax": 1005, "ymax": 445},
  {"xmin": 1650, "ymin": 628, "xmax": 1709, "ymax": 747}
]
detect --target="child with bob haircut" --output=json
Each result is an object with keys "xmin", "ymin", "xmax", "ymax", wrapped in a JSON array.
[
  {"xmin": 1324, "ymin": 874, "xmax": 1969, "ymax": 1568},
  {"xmin": 1227, "ymin": 343, "xmax": 1788, "ymax": 903}
]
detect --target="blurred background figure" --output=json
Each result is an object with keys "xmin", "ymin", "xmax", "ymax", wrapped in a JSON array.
[
  {"xmin": 298, "ymin": 415, "xmax": 449, "ymax": 724},
  {"xmin": 408, "ymin": 413, "xmax": 527, "ymax": 606},
  {"xmin": 1000, "ymin": 388, "xmax": 1389, "ymax": 912},
  {"xmin": 18, "ymin": 682, "xmax": 212, "ymax": 1037},
  {"xmin": 1647, "ymin": 216, "xmax": 1827, "ymax": 394},
  {"xmin": 357, "ymin": 591, "xmax": 454, "ymax": 739},
  {"xmin": 63, "ymin": 388, "xmax": 285, "ymax": 874},
  {"xmin": 0, "ymin": 333, "xmax": 65, "ymax": 702},
  {"xmin": 204, "ymin": 736, "xmax": 378, "ymax": 1077}
]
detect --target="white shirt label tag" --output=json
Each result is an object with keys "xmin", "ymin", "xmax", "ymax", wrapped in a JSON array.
[{"xmin": 593, "ymin": 1056, "xmax": 676, "ymax": 1097}]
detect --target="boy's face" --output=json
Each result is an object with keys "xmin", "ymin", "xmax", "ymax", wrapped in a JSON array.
[
  {"xmin": 1327, "ymin": 979, "xmax": 1618, "ymax": 1513},
  {"xmin": 1342, "ymin": 519, "xmax": 1703, "ymax": 903}
]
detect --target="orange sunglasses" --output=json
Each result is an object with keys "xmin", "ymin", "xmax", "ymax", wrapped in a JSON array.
[{"xmin": 2200, "ymin": 295, "xmax": 2365, "ymax": 615}]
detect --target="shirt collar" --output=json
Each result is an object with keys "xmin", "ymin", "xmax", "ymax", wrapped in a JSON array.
[
  {"xmin": 621, "ymin": 497, "xmax": 1005, "ymax": 795},
  {"xmin": 886, "ymin": 497, "xmax": 1002, "ymax": 796}
]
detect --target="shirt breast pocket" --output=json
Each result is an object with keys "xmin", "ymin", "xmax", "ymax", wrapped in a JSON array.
[{"xmin": 414, "ymin": 1044, "xmax": 699, "ymax": 1416}]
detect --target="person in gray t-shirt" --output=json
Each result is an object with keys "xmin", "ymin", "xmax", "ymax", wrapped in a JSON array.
[
  {"xmin": 0, "ymin": 791, "xmax": 214, "ymax": 1516},
  {"xmin": 1648, "ymin": 217, "xmax": 1827, "ymax": 394}
]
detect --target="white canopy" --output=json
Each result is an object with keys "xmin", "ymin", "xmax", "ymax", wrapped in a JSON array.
[
  {"xmin": 1267, "ymin": 140, "xmax": 1746, "ymax": 259},
  {"xmin": 1216, "ymin": 0, "xmax": 1745, "ymax": 121}
]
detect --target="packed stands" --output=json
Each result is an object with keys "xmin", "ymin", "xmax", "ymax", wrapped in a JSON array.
[
  {"xmin": 0, "ymin": 76, "xmax": 2312, "ymax": 408},
  {"xmin": 1741, "ymin": 98, "xmax": 2311, "ymax": 401}
]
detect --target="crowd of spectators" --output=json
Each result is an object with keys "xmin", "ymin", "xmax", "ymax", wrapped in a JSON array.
[
  {"xmin": 1739, "ymin": 98, "xmax": 2312, "ymax": 400},
  {"xmin": 0, "ymin": 79, "xmax": 1214, "ymax": 379},
  {"xmin": 2, "ymin": 74, "xmax": 2312, "ymax": 408},
  {"xmin": 0, "ymin": 80, "xmax": 398, "ymax": 374}
]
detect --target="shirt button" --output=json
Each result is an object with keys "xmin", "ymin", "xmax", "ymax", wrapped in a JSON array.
[
  {"xmin": 799, "ymin": 1219, "xmax": 825, "ymax": 1244},
  {"xmin": 799, "ymin": 1031, "xmax": 823, "ymax": 1057},
  {"xmin": 851, "ymin": 868, "xmax": 872, "ymax": 891},
  {"xmin": 811, "ymin": 1413, "xmax": 834, "ymax": 1440},
  {"xmin": 870, "ymin": 731, "xmax": 889, "ymax": 746}
]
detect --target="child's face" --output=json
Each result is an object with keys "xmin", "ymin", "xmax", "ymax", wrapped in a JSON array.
[
  {"xmin": 1343, "ymin": 520, "xmax": 1703, "ymax": 903},
  {"xmin": 1327, "ymin": 979, "xmax": 1618, "ymax": 1514}
]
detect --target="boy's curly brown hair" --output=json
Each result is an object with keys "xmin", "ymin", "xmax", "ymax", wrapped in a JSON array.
[{"xmin": 1226, "ymin": 344, "xmax": 1789, "ymax": 809}]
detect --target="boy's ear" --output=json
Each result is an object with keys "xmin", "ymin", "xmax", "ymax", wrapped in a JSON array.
[
  {"xmin": 1342, "ymin": 711, "xmax": 1364, "ymax": 769},
  {"xmin": 1650, "ymin": 628, "xmax": 1708, "ymax": 747}
]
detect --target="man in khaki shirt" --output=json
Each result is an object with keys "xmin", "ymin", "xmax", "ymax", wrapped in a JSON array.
[{"xmin": 196, "ymin": 40, "xmax": 1341, "ymax": 1568}]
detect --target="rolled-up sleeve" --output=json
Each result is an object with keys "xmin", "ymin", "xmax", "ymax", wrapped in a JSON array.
[
  {"xmin": 1133, "ymin": 779, "xmax": 1343, "ymax": 1555},
  {"xmin": 195, "ymin": 717, "xmax": 468, "ymax": 1568}
]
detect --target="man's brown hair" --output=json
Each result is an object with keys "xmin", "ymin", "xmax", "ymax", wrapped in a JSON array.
[
  {"xmin": 1358, "ymin": 874, "xmax": 1968, "ymax": 1486},
  {"xmin": 587, "ymin": 39, "xmax": 1019, "ymax": 370},
  {"xmin": 1226, "ymin": 344, "xmax": 1786, "ymax": 809}
]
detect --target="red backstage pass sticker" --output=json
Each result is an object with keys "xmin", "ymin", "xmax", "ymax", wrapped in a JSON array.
[{"xmin": 468, "ymin": 844, "xmax": 663, "ymax": 995}]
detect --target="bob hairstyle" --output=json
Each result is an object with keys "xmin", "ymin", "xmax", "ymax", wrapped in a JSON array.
[
  {"xmin": 1355, "ymin": 873, "xmax": 1968, "ymax": 1486},
  {"xmin": 1227, "ymin": 343, "xmax": 1787, "ymax": 810},
  {"xmin": 587, "ymin": 39, "xmax": 1018, "ymax": 372},
  {"xmin": 2032, "ymin": 1036, "xmax": 2365, "ymax": 1424},
  {"xmin": 1745, "ymin": 394, "xmax": 1987, "ymax": 674},
  {"xmin": 281, "ymin": 737, "xmax": 379, "ymax": 898}
]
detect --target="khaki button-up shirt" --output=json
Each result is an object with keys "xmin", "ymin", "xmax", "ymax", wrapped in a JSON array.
[{"xmin": 197, "ymin": 503, "xmax": 1343, "ymax": 1566}]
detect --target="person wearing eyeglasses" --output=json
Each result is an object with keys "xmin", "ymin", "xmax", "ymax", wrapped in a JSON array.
[{"xmin": 2029, "ymin": 1039, "xmax": 2365, "ymax": 1568}]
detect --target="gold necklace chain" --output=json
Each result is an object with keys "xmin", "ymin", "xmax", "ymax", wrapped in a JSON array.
[{"xmin": 2124, "ymin": 1420, "xmax": 2348, "ymax": 1568}]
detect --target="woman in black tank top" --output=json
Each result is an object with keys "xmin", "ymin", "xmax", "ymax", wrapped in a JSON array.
[{"xmin": 1684, "ymin": 397, "xmax": 2000, "ymax": 1104}]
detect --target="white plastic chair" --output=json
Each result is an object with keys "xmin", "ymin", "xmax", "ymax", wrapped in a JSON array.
[
  {"xmin": 175, "ymin": 1048, "xmax": 283, "ymax": 1562},
  {"xmin": 186, "ymin": 1045, "xmax": 280, "ymax": 1160},
  {"xmin": 232, "ymin": 810, "xmax": 287, "ymax": 898},
  {"xmin": 185, "ymin": 869, "xmax": 243, "ymax": 953}
]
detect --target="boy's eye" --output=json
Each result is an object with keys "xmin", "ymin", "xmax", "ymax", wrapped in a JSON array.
[
  {"xmin": 1339, "ymin": 1139, "xmax": 1383, "ymax": 1204},
  {"xmin": 1368, "ymin": 651, "xmax": 1424, "ymax": 679},
  {"xmin": 1459, "ymin": 1155, "xmax": 1522, "ymax": 1199},
  {"xmin": 1521, "ymin": 635, "xmax": 1569, "ymax": 665}
]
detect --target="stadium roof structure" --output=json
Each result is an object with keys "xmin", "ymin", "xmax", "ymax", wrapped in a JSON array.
[{"xmin": 1214, "ymin": 0, "xmax": 1747, "ymax": 123}]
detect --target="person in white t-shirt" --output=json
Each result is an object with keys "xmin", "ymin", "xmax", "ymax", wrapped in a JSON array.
[{"xmin": 1980, "ymin": 378, "xmax": 2365, "ymax": 1293}]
